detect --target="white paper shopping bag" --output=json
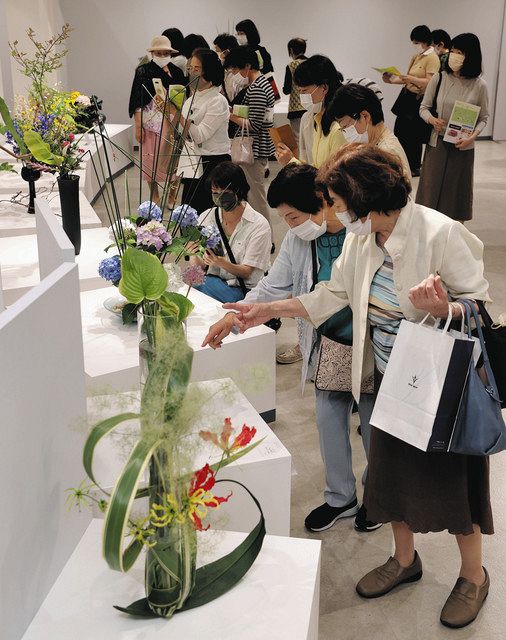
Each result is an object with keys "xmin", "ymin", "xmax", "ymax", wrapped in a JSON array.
[{"xmin": 370, "ymin": 311, "xmax": 474, "ymax": 451}]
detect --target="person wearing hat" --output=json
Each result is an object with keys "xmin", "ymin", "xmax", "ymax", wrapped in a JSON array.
[{"xmin": 128, "ymin": 35, "xmax": 187, "ymax": 203}]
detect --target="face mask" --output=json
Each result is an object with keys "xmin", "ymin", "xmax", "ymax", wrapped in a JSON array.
[
  {"xmin": 189, "ymin": 72, "xmax": 200, "ymax": 85},
  {"xmin": 448, "ymin": 52, "xmax": 465, "ymax": 72},
  {"xmin": 291, "ymin": 216, "xmax": 327, "ymax": 241},
  {"xmin": 212, "ymin": 191, "xmax": 238, "ymax": 211},
  {"xmin": 341, "ymin": 119, "xmax": 369, "ymax": 144},
  {"xmin": 152, "ymin": 55, "xmax": 171, "ymax": 68},
  {"xmin": 234, "ymin": 72, "xmax": 249, "ymax": 89},
  {"xmin": 335, "ymin": 211, "xmax": 372, "ymax": 236},
  {"xmin": 299, "ymin": 91, "xmax": 316, "ymax": 109},
  {"xmin": 413, "ymin": 44, "xmax": 424, "ymax": 54},
  {"xmin": 237, "ymin": 34, "xmax": 248, "ymax": 46}
]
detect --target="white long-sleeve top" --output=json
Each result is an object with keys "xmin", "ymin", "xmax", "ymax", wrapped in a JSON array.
[
  {"xmin": 420, "ymin": 71, "xmax": 489, "ymax": 149},
  {"xmin": 181, "ymin": 86, "xmax": 231, "ymax": 156}
]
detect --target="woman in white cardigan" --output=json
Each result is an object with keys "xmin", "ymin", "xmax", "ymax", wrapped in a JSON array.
[{"xmin": 221, "ymin": 144, "xmax": 492, "ymax": 629}]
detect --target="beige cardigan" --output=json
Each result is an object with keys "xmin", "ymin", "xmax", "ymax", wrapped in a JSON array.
[{"xmin": 298, "ymin": 199, "xmax": 490, "ymax": 401}]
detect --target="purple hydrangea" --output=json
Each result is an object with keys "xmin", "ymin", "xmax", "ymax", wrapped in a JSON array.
[
  {"xmin": 171, "ymin": 204, "xmax": 199, "ymax": 229},
  {"xmin": 98, "ymin": 255, "xmax": 122, "ymax": 283},
  {"xmin": 137, "ymin": 200, "xmax": 162, "ymax": 222},
  {"xmin": 136, "ymin": 221, "xmax": 172, "ymax": 251},
  {"xmin": 200, "ymin": 224, "xmax": 221, "ymax": 250},
  {"xmin": 182, "ymin": 264, "xmax": 206, "ymax": 287}
]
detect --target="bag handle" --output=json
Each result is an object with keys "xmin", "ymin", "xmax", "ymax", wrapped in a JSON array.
[
  {"xmin": 461, "ymin": 299, "xmax": 501, "ymax": 400},
  {"xmin": 420, "ymin": 304, "xmax": 453, "ymax": 332}
]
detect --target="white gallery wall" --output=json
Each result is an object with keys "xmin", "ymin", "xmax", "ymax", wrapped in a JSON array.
[{"xmin": 1, "ymin": 0, "xmax": 505, "ymax": 137}]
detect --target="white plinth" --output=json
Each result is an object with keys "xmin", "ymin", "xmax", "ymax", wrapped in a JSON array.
[
  {"xmin": 274, "ymin": 99, "xmax": 290, "ymax": 127},
  {"xmin": 82, "ymin": 287, "xmax": 276, "ymax": 420},
  {"xmin": 87, "ymin": 378, "xmax": 291, "ymax": 535},
  {"xmin": 0, "ymin": 190, "xmax": 102, "ymax": 237},
  {"xmin": 22, "ymin": 519, "xmax": 321, "ymax": 640},
  {"xmin": 0, "ymin": 227, "xmax": 112, "ymax": 304}
]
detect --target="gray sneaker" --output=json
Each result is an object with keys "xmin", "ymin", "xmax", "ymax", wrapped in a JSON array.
[{"xmin": 276, "ymin": 344, "xmax": 302, "ymax": 364}]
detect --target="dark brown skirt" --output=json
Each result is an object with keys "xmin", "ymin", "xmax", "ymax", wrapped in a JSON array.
[
  {"xmin": 364, "ymin": 426, "xmax": 494, "ymax": 535},
  {"xmin": 415, "ymin": 136, "xmax": 475, "ymax": 221}
]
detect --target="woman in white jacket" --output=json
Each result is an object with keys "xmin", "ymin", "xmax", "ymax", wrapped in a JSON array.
[{"xmin": 221, "ymin": 144, "xmax": 492, "ymax": 630}]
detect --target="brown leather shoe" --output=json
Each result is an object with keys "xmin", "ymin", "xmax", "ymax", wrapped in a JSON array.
[
  {"xmin": 356, "ymin": 551, "xmax": 423, "ymax": 598},
  {"xmin": 440, "ymin": 567, "xmax": 490, "ymax": 628}
]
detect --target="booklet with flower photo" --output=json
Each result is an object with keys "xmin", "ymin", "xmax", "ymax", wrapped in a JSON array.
[{"xmin": 443, "ymin": 100, "xmax": 481, "ymax": 144}]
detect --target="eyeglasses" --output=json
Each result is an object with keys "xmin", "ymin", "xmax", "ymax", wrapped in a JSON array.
[
  {"xmin": 152, "ymin": 51, "xmax": 171, "ymax": 56},
  {"xmin": 188, "ymin": 66, "xmax": 202, "ymax": 74}
]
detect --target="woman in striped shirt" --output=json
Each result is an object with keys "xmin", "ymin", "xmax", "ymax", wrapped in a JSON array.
[{"xmin": 226, "ymin": 46, "xmax": 276, "ymax": 233}]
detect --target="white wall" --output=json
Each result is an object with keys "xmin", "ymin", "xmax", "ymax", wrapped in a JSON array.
[
  {"xmin": 56, "ymin": 0, "xmax": 506, "ymax": 136},
  {"xmin": 493, "ymin": 1, "xmax": 506, "ymax": 139}
]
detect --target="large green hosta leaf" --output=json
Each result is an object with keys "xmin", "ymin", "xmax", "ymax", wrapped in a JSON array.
[
  {"xmin": 159, "ymin": 292, "xmax": 194, "ymax": 322},
  {"xmin": 24, "ymin": 130, "xmax": 64, "ymax": 166},
  {"xmin": 118, "ymin": 248, "xmax": 168, "ymax": 304}
]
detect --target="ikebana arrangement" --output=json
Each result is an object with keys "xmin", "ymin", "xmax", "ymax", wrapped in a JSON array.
[{"xmin": 68, "ymin": 246, "xmax": 266, "ymax": 618}]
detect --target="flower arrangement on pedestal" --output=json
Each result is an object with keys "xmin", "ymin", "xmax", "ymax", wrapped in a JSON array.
[{"xmin": 68, "ymin": 246, "xmax": 266, "ymax": 619}]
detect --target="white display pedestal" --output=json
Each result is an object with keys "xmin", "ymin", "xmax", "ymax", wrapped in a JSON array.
[
  {"xmin": 22, "ymin": 519, "xmax": 321, "ymax": 640},
  {"xmin": 0, "ymin": 227, "xmax": 112, "ymax": 304},
  {"xmin": 87, "ymin": 378, "xmax": 291, "ymax": 536},
  {"xmin": 274, "ymin": 99, "xmax": 290, "ymax": 127},
  {"xmin": 0, "ymin": 190, "xmax": 102, "ymax": 238},
  {"xmin": 82, "ymin": 287, "xmax": 276, "ymax": 421}
]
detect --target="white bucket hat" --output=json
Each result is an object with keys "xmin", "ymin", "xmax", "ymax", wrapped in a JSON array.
[{"xmin": 147, "ymin": 35, "xmax": 178, "ymax": 53}]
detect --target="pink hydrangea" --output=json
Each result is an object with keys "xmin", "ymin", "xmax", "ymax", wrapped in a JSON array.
[
  {"xmin": 136, "ymin": 221, "xmax": 172, "ymax": 251},
  {"xmin": 182, "ymin": 264, "xmax": 206, "ymax": 287}
]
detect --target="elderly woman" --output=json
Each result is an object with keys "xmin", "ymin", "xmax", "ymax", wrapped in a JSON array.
[{"xmin": 220, "ymin": 145, "xmax": 492, "ymax": 629}]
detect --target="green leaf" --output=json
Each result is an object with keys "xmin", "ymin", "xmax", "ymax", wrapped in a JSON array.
[
  {"xmin": 209, "ymin": 437, "xmax": 266, "ymax": 474},
  {"xmin": 103, "ymin": 438, "xmax": 161, "ymax": 572},
  {"xmin": 118, "ymin": 248, "xmax": 168, "ymax": 304},
  {"xmin": 24, "ymin": 130, "xmax": 64, "ymax": 166},
  {"xmin": 122, "ymin": 303, "xmax": 139, "ymax": 325},
  {"xmin": 0, "ymin": 96, "xmax": 28, "ymax": 154},
  {"xmin": 83, "ymin": 412, "xmax": 140, "ymax": 493},
  {"xmin": 0, "ymin": 162, "xmax": 15, "ymax": 173},
  {"xmin": 159, "ymin": 292, "xmax": 194, "ymax": 322}
]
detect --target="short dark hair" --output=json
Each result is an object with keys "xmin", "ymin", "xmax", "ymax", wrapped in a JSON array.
[
  {"xmin": 328, "ymin": 84, "xmax": 384, "ymax": 125},
  {"xmin": 288, "ymin": 37, "xmax": 306, "ymax": 57},
  {"xmin": 294, "ymin": 55, "xmax": 344, "ymax": 136},
  {"xmin": 213, "ymin": 33, "xmax": 239, "ymax": 54},
  {"xmin": 235, "ymin": 19, "xmax": 261, "ymax": 47},
  {"xmin": 431, "ymin": 29, "xmax": 451, "ymax": 50},
  {"xmin": 446, "ymin": 32, "xmax": 483, "ymax": 78},
  {"xmin": 162, "ymin": 27, "xmax": 184, "ymax": 54},
  {"xmin": 208, "ymin": 161, "xmax": 250, "ymax": 201},
  {"xmin": 318, "ymin": 144, "xmax": 412, "ymax": 218},
  {"xmin": 191, "ymin": 48, "xmax": 224, "ymax": 86},
  {"xmin": 410, "ymin": 25, "xmax": 432, "ymax": 46},
  {"xmin": 181, "ymin": 34, "xmax": 210, "ymax": 59},
  {"xmin": 267, "ymin": 164, "xmax": 323, "ymax": 214},
  {"xmin": 223, "ymin": 45, "xmax": 260, "ymax": 71}
]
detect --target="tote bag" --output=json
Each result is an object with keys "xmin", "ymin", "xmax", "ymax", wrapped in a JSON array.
[
  {"xmin": 370, "ymin": 307, "xmax": 474, "ymax": 452},
  {"xmin": 449, "ymin": 301, "xmax": 506, "ymax": 456},
  {"xmin": 231, "ymin": 120, "xmax": 254, "ymax": 165}
]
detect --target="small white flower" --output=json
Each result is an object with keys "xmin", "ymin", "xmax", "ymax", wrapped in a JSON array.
[
  {"xmin": 75, "ymin": 94, "xmax": 92, "ymax": 107},
  {"xmin": 108, "ymin": 218, "xmax": 136, "ymax": 242},
  {"xmin": 163, "ymin": 263, "xmax": 184, "ymax": 292}
]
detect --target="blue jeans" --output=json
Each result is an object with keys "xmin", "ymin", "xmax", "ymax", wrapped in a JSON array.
[
  {"xmin": 194, "ymin": 275, "xmax": 246, "ymax": 303},
  {"xmin": 315, "ymin": 388, "xmax": 375, "ymax": 508}
]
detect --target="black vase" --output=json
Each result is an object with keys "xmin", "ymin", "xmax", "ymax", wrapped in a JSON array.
[
  {"xmin": 57, "ymin": 174, "xmax": 81, "ymax": 255},
  {"xmin": 20, "ymin": 166, "xmax": 41, "ymax": 214}
]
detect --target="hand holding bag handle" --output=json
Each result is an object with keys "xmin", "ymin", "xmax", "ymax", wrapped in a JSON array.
[{"xmin": 449, "ymin": 300, "xmax": 506, "ymax": 456}]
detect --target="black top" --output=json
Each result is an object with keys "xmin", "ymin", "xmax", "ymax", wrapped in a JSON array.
[
  {"xmin": 257, "ymin": 45, "xmax": 274, "ymax": 74},
  {"xmin": 128, "ymin": 60, "xmax": 187, "ymax": 117}
]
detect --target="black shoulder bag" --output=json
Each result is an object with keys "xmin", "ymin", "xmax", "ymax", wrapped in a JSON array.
[
  {"xmin": 214, "ymin": 207, "xmax": 248, "ymax": 296},
  {"xmin": 421, "ymin": 72, "xmax": 444, "ymax": 144}
]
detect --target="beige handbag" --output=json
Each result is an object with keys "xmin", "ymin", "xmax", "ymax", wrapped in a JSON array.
[
  {"xmin": 314, "ymin": 336, "xmax": 374, "ymax": 394},
  {"xmin": 231, "ymin": 120, "xmax": 254, "ymax": 165}
]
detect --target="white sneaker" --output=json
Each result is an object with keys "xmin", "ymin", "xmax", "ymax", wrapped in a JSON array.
[{"xmin": 276, "ymin": 344, "xmax": 302, "ymax": 364}]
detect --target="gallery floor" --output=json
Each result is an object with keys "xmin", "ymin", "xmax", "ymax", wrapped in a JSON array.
[{"xmin": 94, "ymin": 140, "xmax": 506, "ymax": 640}]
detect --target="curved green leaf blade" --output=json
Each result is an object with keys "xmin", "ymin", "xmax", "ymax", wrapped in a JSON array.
[
  {"xmin": 83, "ymin": 412, "xmax": 140, "ymax": 492},
  {"xmin": 24, "ymin": 130, "xmax": 63, "ymax": 166},
  {"xmin": 118, "ymin": 247, "xmax": 168, "ymax": 304},
  {"xmin": 0, "ymin": 97, "xmax": 28, "ymax": 154},
  {"xmin": 159, "ymin": 292, "xmax": 195, "ymax": 322},
  {"xmin": 103, "ymin": 438, "xmax": 161, "ymax": 572}
]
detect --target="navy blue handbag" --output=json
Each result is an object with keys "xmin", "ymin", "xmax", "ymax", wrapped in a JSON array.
[{"xmin": 450, "ymin": 300, "xmax": 506, "ymax": 456}]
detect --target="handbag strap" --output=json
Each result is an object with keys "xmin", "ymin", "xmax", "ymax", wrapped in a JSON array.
[
  {"xmin": 310, "ymin": 240, "xmax": 318, "ymax": 292},
  {"xmin": 431, "ymin": 72, "xmax": 443, "ymax": 115},
  {"xmin": 214, "ymin": 207, "xmax": 248, "ymax": 295}
]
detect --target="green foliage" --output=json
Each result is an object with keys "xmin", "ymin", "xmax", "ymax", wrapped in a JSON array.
[
  {"xmin": 0, "ymin": 162, "xmax": 15, "ymax": 173},
  {"xmin": 118, "ymin": 248, "xmax": 168, "ymax": 304},
  {"xmin": 24, "ymin": 130, "xmax": 63, "ymax": 166},
  {"xmin": 0, "ymin": 96, "xmax": 28, "ymax": 155},
  {"xmin": 159, "ymin": 292, "xmax": 195, "ymax": 322}
]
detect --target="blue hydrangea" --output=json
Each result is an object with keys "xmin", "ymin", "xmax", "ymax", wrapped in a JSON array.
[
  {"xmin": 200, "ymin": 224, "xmax": 221, "ymax": 249},
  {"xmin": 98, "ymin": 255, "xmax": 122, "ymax": 283},
  {"xmin": 171, "ymin": 204, "xmax": 199, "ymax": 229},
  {"xmin": 137, "ymin": 201, "xmax": 162, "ymax": 222}
]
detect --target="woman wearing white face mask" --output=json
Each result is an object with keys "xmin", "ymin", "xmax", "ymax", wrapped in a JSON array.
[
  {"xmin": 328, "ymin": 83, "xmax": 411, "ymax": 181},
  {"xmin": 275, "ymin": 55, "xmax": 346, "ymax": 168},
  {"xmin": 417, "ymin": 33, "xmax": 489, "ymax": 221},
  {"xmin": 203, "ymin": 163, "xmax": 380, "ymax": 534},
  {"xmin": 384, "ymin": 24, "xmax": 440, "ymax": 177},
  {"xmin": 235, "ymin": 19, "xmax": 274, "ymax": 74},
  {"xmin": 128, "ymin": 35, "xmax": 187, "ymax": 203},
  {"xmin": 222, "ymin": 144, "xmax": 493, "ymax": 630}
]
